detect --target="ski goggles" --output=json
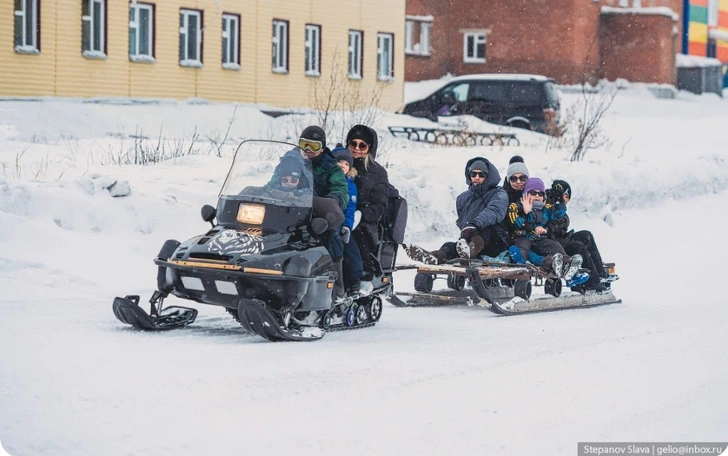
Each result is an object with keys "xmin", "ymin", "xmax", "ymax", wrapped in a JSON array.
[
  {"xmin": 280, "ymin": 175, "xmax": 300, "ymax": 185},
  {"xmin": 509, "ymin": 174, "xmax": 528, "ymax": 183},
  {"xmin": 298, "ymin": 138, "xmax": 323, "ymax": 153},
  {"xmin": 348, "ymin": 140, "xmax": 369, "ymax": 151}
]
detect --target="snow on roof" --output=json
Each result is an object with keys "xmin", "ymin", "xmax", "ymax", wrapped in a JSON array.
[
  {"xmin": 708, "ymin": 28, "xmax": 728, "ymax": 43},
  {"xmin": 449, "ymin": 74, "xmax": 553, "ymax": 83},
  {"xmin": 676, "ymin": 53, "xmax": 723, "ymax": 68},
  {"xmin": 601, "ymin": 5, "xmax": 679, "ymax": 21}
]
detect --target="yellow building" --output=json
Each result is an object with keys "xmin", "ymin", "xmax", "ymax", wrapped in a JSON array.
[{"xmin": 1, "ymin": 0, "xmax": 405, "ymax": 111}]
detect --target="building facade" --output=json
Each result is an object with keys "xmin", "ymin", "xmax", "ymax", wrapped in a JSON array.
[
  {"xmin": 2, "ymin": 0, "xmax": 406, "ymax": 110},
  {"xmin": 405, "ymin": 0, "xmax": 684, "ymax": 86}
]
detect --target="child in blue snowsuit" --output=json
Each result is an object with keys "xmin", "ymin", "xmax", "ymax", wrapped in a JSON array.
[
  {"xmin": 332, "ymin": 145, "xmax": 371, "ymax": 295},
  {"xmin": 505, "ymin": 177, "xmax": 583, "ymax": 280}
]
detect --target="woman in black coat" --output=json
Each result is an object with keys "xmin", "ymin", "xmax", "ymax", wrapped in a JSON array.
[{"xmin": 346, "ymin": 125, "xmax": 390, "ymax": 280}]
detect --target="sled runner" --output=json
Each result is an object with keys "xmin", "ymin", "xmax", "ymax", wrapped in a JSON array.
[
  {"xmin": 392, "ymin": 245, "xmax": 621, "ymax": 314},
  {"xmin": 112, "ymin": 140, "xmax": 405, "ymax": 342}
]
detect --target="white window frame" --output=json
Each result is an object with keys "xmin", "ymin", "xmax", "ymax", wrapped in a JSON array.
[
  {"xmin": 377, "ymin": 32, "xmax": 394, "ymax": 81},
  {"xmin": 272, "ymin": 19, "xmax": 289, "ymax": 73},
  {"xmin": 404, "ymin": 21, "xmax": 414, "ymax": 52},
  {"xmin": 129, "ymin": 2, "xmax": 154, "ymax": 62},
  {"xmin": 305, "ymin": 24, "xmax": 321, "ymax": 76},
  {"xmin": 708, "ymin": 0, "xmax": 718, "ymax": 27},
  {"xmin": 82, "ymin": 0, "xmax": 106, "ymax": 57},
  {"xmin": 463, "ymin": 32, "xmax": 486, "ymax": 63},
  {"xmin": 179, "ymin": 9, "xmax": 203, "ymax": 67},
  {"xmin": 404, "ymin": 17, "xmax": 432, "ymax": 56},
  {"xmin": 222, "ymin": 13, "xmax": 240, "ymax": 69},
  {"xmin": 348, "ymin": 30, "xmax": 363, "ymax": 80},
  {"xmin": 14, "ymin": 0, "xmax": 39, "ymax": 53}
]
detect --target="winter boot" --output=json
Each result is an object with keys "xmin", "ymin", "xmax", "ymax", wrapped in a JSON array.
[
  {"xmin": 566, "ymin": 272, "xmax": 590, "ymax": 288},
  {"xmin": 562, "ymin": 254, "xmax": 583, "ymax": 281},
  {"xmin": 358, "ymin": 281, "xmax": 374, "ymax": 296},
  {"xmin": 456, "ymin": 239, "xmax": 471, "ymax": 259},
  {"xmin": 542, "ymin": 253, "xmax": 564, "ymax": 277},
  {"xmin": 508, "ymin": 245, "xmax": 527, "ymax": 264},
  {"xmin": 404, "ymin": 244, "xmax": 440, "ymax": 265},
  {"xmin": 585, "ymin": 276, "xmax": 609, "ymax": 293},
  {"xmin": 333, "ymin": 260, "xmax": 346, "ymax": 303}
]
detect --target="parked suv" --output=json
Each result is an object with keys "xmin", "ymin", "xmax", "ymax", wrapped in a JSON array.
[{"xmin": 402, "ymin": 74, "xmax": 561, "ymax": 135}]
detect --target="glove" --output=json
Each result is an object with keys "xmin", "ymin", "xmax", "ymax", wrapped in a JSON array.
[
  {"xmin": 340, "ymin": 226, "xmax": 351, "ymax": 244},
  {"xmin": 460, "ymin": 225, "xmax": 478, "ymax": 242}
]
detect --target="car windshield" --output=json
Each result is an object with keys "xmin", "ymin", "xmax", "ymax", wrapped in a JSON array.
[{"xmin": 220, "ymin": 140, "xmax": 314, "ymax": 210}]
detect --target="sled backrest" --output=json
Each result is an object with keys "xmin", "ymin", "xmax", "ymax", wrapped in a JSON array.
[{"xmin": 382, "ymin": 183, "xmax": 408, "ymax": 244}]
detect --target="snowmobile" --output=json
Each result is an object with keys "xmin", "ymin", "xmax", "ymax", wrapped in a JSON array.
[
  {"xmin": 112, "ymin": 140, "xmax": 400, "ymax": 342},
  {"xmin": 392, "ymin": 245, "xmax": 621, "ymax": 315}
]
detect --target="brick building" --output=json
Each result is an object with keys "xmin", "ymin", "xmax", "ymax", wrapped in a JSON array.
[{"xmin": 405, "ymin": 0, "xmax": 685, "ymax": 86}]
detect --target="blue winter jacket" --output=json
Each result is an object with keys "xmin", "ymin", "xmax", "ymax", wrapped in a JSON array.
[{"xmin": 344, "ymin": 177, "xmax": 358, "ymax": 229}]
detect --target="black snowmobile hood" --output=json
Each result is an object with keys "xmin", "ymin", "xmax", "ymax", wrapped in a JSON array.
[{"xmin": 463, "ymin": 156, "xmax": 501, "ymax": 188}]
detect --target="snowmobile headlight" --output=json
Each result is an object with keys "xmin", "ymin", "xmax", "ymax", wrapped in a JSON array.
[
  {"xmin": 237, "ymin": 203, "xmax": 265, "ymax": 225},
  {"xmin": 180, "ymin": 276, "xmax": 204, "ymax": 291}
]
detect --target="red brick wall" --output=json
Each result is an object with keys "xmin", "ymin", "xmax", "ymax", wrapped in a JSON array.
[
  {"xmin": 599, "ymin": 12, "xmax": 677, "ymax": 84},
  {"xmin": 406, "ymin": 0, "xmax": 683, "ymax": 84},
  {"xmin": 405, "ymin": 0, "xmax": 602, "ymax": 84}
]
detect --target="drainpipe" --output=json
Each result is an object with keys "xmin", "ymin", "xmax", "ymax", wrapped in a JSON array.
[{"xmin": 682, "ymin": 0, "xmax": 689, "ymax": 54}]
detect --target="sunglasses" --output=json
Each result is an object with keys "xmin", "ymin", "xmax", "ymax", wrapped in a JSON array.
[
  {"xmin": 298, "ymin": 138, "xmax": 323, "ymax": 153},
  {"xmin": 280, "ymin": 175, "xmax": 300, "ymax": 185},
  {"xmin": 528, "ymin": 190, "xmax": 545, "ymax": 197},
  {"xmin": 348, "ymin": 140, "xmax": 369, "ymax": 151},
  {"xmin": 470, "ymin": 171, "xmax": 487, "ymax": 178},
  {"xmin": 510, "ymin": 175, "xmax": 528, "ymax": 183}
]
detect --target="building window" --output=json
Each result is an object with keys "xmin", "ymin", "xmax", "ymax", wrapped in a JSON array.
[
  {"xmin": 463, "ymin": 32, "xmax": 486, "ymax": 63},
  {"xmin": 405, "ymin": 17, "xmax": 432, "ymax": 56},
  {"xmin": 222, "ymin": 13, "xmax": 240, "ymax": 69},
  {"xmin": 348, "ymin": 30, "xmax": 363, "ymax": 79},
  {"xmin": 377, "ymin": 32, "xmax": 394, "ymax": 81},
  {"xmin": 82, "ymin": 0, "xmax": 106, "ymax": 57},
  {"xmin": 305, "ymin": 24, "xmax": 321, "ymax": 76},
  {"xmin": 14, "ymin": 0, "xmax": 39, "ymax": 53},
  {"xmin": 272, "ymin": 19, "xmax": 289, "ymax": 73},
  {"xmin": 179, "ymin": 9, "xmax": 203, "ymax": 67},
  {"xmin": 129, "ymin": 3, "xmax": 154, "ymax": 62},
  {"xmin": 707, "ymin": 39, "xmax": 717, "ymax": 58}
]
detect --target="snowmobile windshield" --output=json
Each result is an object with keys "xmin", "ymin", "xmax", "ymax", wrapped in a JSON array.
[{"xmin": 217, "ymin": 140, "xmax": 315, "ymax": 232}]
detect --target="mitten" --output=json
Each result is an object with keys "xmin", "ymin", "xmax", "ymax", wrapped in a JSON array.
[
  {"xmin": 340, "ymin": 226, "xmax": 351, "ymax": 244},
  {"xmin": 460, "ymin": 225, "xmax": 477, "ymax": 242}
]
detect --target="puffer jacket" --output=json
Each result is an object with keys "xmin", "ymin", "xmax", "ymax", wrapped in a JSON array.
[{"xmin": 455, "ymin": 157, "xmax": 509, "ymax": 243}]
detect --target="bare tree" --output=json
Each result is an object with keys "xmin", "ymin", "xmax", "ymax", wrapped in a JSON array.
[{"xmin": 569, "ymin": 85, "xmax": 618, "ymax": 161}]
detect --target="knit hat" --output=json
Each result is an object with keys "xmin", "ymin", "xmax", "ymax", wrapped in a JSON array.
[
  {"xmin": 506, "ymin": 161, "xmax": 530, "ymax": 181},
  {"xmin": 551, "ymin": 179, "xmax": 572, "ymax": 198},
  {"xmin": 279, "ymin": 156, "xmax": 303, "ymax": 179},
  {"xmin": 332, "ymin": 143, "xmax": 353, "ymax": 167},
  {"xmin": 468, "ymin": 159, "xmax": 489, "ymax": 174},
  {"xmin": 523, "ymin": 177, "xmax": 546, "ymax": 195},
  {"xmin": 346, "ymin": 125, "xmax": 375, "ymax": 148},
  {"xmin": 300, "ymin": 125, "xmax": 326, "ymax": 149}
]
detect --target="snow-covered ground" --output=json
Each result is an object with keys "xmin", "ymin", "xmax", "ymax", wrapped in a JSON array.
[{"xmin": 1, "ymin": 82, "xmax": 727, "ymax": 456}]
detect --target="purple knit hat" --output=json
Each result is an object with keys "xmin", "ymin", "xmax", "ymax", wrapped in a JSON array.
[{"xmin": 523, "ymin": 177, "xmax": 546, "ymax": 195}]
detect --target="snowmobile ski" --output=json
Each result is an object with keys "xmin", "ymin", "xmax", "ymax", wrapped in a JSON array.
[{"xmin": 112, "ymin": 295, "xmax": 197, "ymax": 330}]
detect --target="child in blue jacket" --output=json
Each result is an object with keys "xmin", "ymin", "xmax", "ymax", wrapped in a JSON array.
[{"xmin": 333, "ymin": 145, "xmax": 372, "ymax": 295}]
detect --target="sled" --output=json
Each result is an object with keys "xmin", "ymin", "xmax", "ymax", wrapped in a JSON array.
[{"xmin": 391, "ymin": 255, "xmax": 621, "ymax": 315}]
